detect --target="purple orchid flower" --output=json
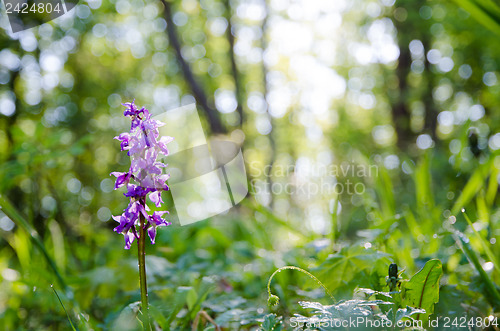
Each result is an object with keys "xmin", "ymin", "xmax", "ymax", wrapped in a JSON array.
[{"xmin": 110, "ymin": 100, "xmax": 173, "ymax": 249}]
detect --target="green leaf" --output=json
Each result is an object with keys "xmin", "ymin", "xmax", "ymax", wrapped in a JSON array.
[
  {"xmin": 386, "ymin": 306, "xmax": 426, "ymax": 324},
  {"xmin": 260, "ymin": 313, "xmax": 283, "ymax": 331},
  {"xmin": 314, "ymin": 246, "xmax": 390, "ymax": 296},
  {"xmin": 214, "ymin": 307, "xmax": 262, "ymax": 327},
  {"xmin": 187, "ymin": 276, "xmax": 217, "ymax": 317},
  {"xmin": 186, "ymin": 288, "xmax": 198, "ymax": 311},
  {"xmin": 356, "ymin": 288, "xmax": 393, "ymax": 301},
  {"xmin": 451, "ymin": 159, "xmax": 492, "ymax": 215},
  {"xmin": 402, "ymin": 259, "xmax": 443, "ymax": 322},
  {"xmin": 299, "ymin": 299, "xmax": 392, "ymax": 322},
  {"xmin": 453, "ymin": 231, "xmax": 500, "ymax": 309},
  {"xmin": 434, "ymin": 285, "xmax": 473, "ymax": 318},
  {"xmin": 461, "ymin": 210, "xmax": 500, "ymax": 274},
  {"xmin": 111, "ymin": 302, "xmax": 141, "ymax": 331},
  {"xmin": 0, "ymin": 194, "xmax": 66, "ymax": 290},
  {"xmin": 149, "ymin": 304, "xmax": 168, "ymax": 330},
  {"xmin": 376, "ymin": 166, "xmax": 396, "ymax": 217},
  {"xmin": 452, "ymin": 0, "xmax": 500, "ymax": 36},
  {"xmin": 166, "ymin": 286, "xmax": 192, "ymax": 325},
  {"xmin": 414, "ymin": 152, "xmax": 434, "ymax": 212}
]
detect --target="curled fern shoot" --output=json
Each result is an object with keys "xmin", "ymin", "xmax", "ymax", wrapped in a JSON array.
[{"xmin": 266, "ymin": 266, "xmax": 336, "ymax": 306}]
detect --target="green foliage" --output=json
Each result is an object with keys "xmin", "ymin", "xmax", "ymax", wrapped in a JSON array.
[
  {"xmin": 298, "ymin": 299, "xmax": 392, "ymax": 321},
  {"xmin": 262, "ymin": 260, "xmax": 444, "ymax": 330},
  {"xmin": 452, "ymin": 0, "xmax": 500, "ymax": 35},
  {"xmin": 462, "ymin": 210, "xmax": 500, "ymax": 273},
  {"xmin": 452, "ymin": 230, "xmax": 500, "ymax": 309},
  {"xmin": 2, "ymin": 0, "xmax": 500, "ymax": 329},
  {"xmin": 291, "ymin": 300, "xmax": 425, "ymax": 330},
  {"xmin": 260, "ymin": 314, "xmax": 283, "ymax": 331},
  {"xmin": 110, "ymin": 302, "xmax": 141, "ymax": 331},
  {"xmin": 401, "ymin": 259, "xmax": 443, "ymax": 322},
  {"xmin": 386, "ymin": 306, "xmax": 426, "ymax": 326},
  {"xmin": 451, "ymin": 158, "xmax": 494, "ymax": 215},
  {"xmin": 314, "ymin": 246, "xmax": 391, "ymax": 299}
]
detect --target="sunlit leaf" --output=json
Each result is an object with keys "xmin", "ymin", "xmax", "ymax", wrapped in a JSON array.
[{"xmin": 402, "ymin": 259, "xmax": 443, "ymax": 322}]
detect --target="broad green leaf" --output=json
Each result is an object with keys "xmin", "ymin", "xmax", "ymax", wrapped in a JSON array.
[
  {"xmin": 314, "ymin": 246, "xmax": 390, "ymax": 295},
  {"xmin": 402, "ymin": 259, "xmax": 443, "ymax": 322},
  {"xmin": 260, "ymin": 313, "xmax": 283, "ymax": 331}
]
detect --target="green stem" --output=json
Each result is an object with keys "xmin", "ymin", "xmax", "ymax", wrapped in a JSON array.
[
  {"xmin": 331, "ymin": 195, "xmax": 339, "ymax": 250},
  {"xmin": 138, "ymin": 208, "xmax": 150, "ymax": 331},
  {"xmin": 267, "ymin": 266, "xmax": 336, "ymax": 305}
]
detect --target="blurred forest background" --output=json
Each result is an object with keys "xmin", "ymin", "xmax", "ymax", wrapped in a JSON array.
[{"xmin": 1, "ymin": 0, "xmax": 500, "ymax": 329}]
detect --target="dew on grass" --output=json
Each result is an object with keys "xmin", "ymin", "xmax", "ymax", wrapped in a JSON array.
[
  {"xmin": 1, "ymin": 268, "xmax": 19, "ymax": 281},
  {"xmin": 448, "ymin": 216, "xmax": 456, "ymax": 224},
  {"xmin": 0, "ymin": 213, "xmax": 14, "ymax": 231},
  {"xmin": 483, "ymin": 262, "xmax": 494, "ymax": 272}
]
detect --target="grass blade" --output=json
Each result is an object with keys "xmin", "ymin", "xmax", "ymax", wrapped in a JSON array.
[
  {"xmin": 51, "ymin": 285, "xmax": 78, "ymax": 331},
  {"xmin": 0, "ymin": 194, "xmax": 66, "ymax": 290},
  {"xmin": 461, "ymin": 210, "xmax": 500, "ymax": 274},
  {"xmin": 452, "ymin": 230, "xmax": 500, "ymax": 309}
]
